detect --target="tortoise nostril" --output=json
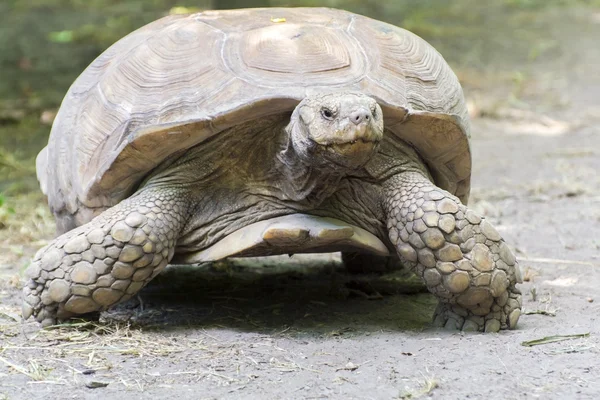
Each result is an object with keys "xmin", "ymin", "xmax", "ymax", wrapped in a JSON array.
[{"xmin": 350, "ymin": 109, "xmax": 370, "ymax": 125}]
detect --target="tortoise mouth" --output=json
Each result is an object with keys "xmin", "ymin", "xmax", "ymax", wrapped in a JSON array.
[
  {"xmin": 311, "ymin": 137, "xmax": 380, "ymax": 169},
  {"xmin": 323, "ymin": 138, "xmax": 378, "ymax": 156}
]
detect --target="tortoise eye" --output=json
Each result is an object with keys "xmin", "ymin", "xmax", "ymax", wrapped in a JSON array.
[
  {"xmin": 321, "ymin": 108, "xmax": 334, "ymax": 120},
  {"xmin": 371, "ymin": 105, "xmax": 378, "ymax": 118}
]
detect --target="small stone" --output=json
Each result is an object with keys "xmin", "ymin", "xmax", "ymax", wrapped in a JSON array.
[
  {"xmin": 119, "ymin": 245, "xmax": 144, "ymax": 263},
  {"xmin": 111, "ymin": 279, "xmax": 130, "ymax": 292},
  {"xmin": 465, "ymin": 210, "xmax": 481, "ymax": 224},
  {"xmin": 436, "ymin": 244, "xmax": 463, "ymax": 262},
  {"xmin": 420, "ymin": 228, "xmax": 445, "ymax": 250},
  {"xmin": 457, "ymin": 287, "xmax": 491, "ymax": 307},
  {"xmin": 397, "ymin": 244, "xmax": 418, "ymax": 262},
  {"xmin": 110, "ymin": 221, "xmax": 135, "ymax": 242},
  {"xmin": 423, "ymin": 268, "xmax": 442, "ymax": 286},
  {"xmin": 132, "ymin": 266, "xmax": 153, "ymax": 282},
  {"xmin": 438, "ymin": 215, "xmax": 456, "ymax": 234},
  {"xmin": 412, "ymin": 219, "xmax": 427, "ymax": 234},
  {"xmin": 480, "ymin": 220, "xmax": 501, "ymax": 241},
  {"xmin": 437, "ymin": 262, "xmax": 456, "ymax": 274},
  {"xmin": 112, "ymin": 262, "xmax": 134, "ymax": 279},
  {"xmin": 64, "ymin": 235, "xmax": 90, "ymax": 254},
  {"xmin": 41, "ymin": 248, "xmax": 63, "ymax": 271},
  {"xmin": 444, "ymin": 271, "xmax": 470, "ymax": 293},
  {"xmin": 87, "ymin": 228, "xmax": 105, "ymax": 244},
  {"xmin": 508, "ymin": 309, "xmax": 521, "ymax": 329},
  {"xmin": 490, "ymin": 270, "xmax": 508, "ymax": 296},
  {"xmin": 71, "ymin": 262, "xmax": 97, "ymax": 284},
  {"xmin": 71, "ymin": 285, "xmax": 91, "ymax": 297},
  {"xmin": 418, "ymin": 248, "xmax": 436, "ymax": 268},
  {"xmin": 96, "ymin": 275, "xmax": 115, "ymax": 288},
  {"xmin": 427, "ymin": 191, "xmax": 444, "ymax": 201},
  {"xmin": 125, "ymin": 212, "xmax": 146, "ymax": 228},
  {"xmin": 471, "ymin": 244, "xmax": 493, "ymax": 272},
  {"xmin": 437, "ymin": 198, "xmax": 459, "ymax": 214},
  {"xmin": 474, "ymin": 273, "xmax": 491, "ymax": 286},
  {"xmin": 484, "ymin": 319, "xmax": 501, "ymax": 333},
  {"xmin": 47, "ymin": 279, "xmax": 70, "ymax": 303},
  {"xmin": 64, "ymin": 296, "xmax": 98, "ymax": 313},
  {"xmin": 462, "ymin": 320, "xmax": 480, "ymax": 332},
  {"xmin": 92, "ymin": 288, "xmax": 123, "ymax": 306},
  {"xmin": 408, "ymin": 233, "xmax": 425, "ymax": 249},
  {"xmin": 499, "ymin": 243, "xmax": 516, "ymax": 266}
]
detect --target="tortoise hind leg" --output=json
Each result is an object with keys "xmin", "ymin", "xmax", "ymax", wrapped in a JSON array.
[
  {"xmin": 22, "ymin": 187, "xmax": 192, "ymax": 327},
  {"xmin": 382, "ymin": 171, "xmax": 523, "ymax": 332}
]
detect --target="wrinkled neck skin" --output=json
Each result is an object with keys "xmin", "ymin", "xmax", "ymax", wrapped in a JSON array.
[{"xmin": 273, "ymin": 118, "xmax": 347, "ymax": 203}]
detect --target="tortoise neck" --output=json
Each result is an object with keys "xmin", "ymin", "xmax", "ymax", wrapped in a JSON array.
[{"xmin": 274, "ymin": 122, "xmax": 345, "ymax": 203}]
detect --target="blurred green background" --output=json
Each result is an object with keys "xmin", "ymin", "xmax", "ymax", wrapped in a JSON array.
[{"xmin": 0, "ymin": 0, "xmax": 598, "ymax": 248}]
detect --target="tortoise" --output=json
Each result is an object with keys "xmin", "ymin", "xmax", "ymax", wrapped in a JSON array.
[{"xmin": 22, "ymin": 7, "xmax": 522, "ymax": 331}]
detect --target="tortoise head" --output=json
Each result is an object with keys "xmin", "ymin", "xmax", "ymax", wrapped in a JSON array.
[{"xmin": 289, "ymin": 92, "xmax": 384, "ymax": 170}]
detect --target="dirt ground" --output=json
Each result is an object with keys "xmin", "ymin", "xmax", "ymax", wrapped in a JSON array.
[{"xmin": 1, "ymin": 5, "xmax": 600, "ymax": 400}]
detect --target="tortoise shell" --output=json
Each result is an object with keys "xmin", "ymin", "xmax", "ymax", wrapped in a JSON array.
[{"xmin": 37, "ymin": 7, "xmax": 471, "ymax": 229}]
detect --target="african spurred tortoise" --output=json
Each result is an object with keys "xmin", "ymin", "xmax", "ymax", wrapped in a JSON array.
[{"xmin": 23, "ymin": 7, "xmax": 522, "ymax": 331}]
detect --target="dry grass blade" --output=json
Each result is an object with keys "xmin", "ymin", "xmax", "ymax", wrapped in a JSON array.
[
  {"xmin": 0, "ymin": 356, "xmax": 50, "ymax": 381},
  {"xmin": 33, "ymin": 320, "xmax": 207, "ymax": 357},
  {"xmin": 521, "ymin": 333, "xmax": 590, "ymax": 347},
  {"xmin": 523, "ymin": 310, "xmax": 556, "ymax": 317}
]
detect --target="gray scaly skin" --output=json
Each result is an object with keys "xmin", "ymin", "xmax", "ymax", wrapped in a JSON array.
[{"xmin": 23, "ymin": 92, "xmax": 522, "ymax": 331}]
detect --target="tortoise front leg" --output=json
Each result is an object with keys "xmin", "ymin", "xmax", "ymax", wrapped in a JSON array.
[
  {"xmin": 383, "ymin": 171, "xmax": 522, "ymax": 332},
  {"xmin": 22, "ymin": 187, "xmax": 192, "ymax": 327}
]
